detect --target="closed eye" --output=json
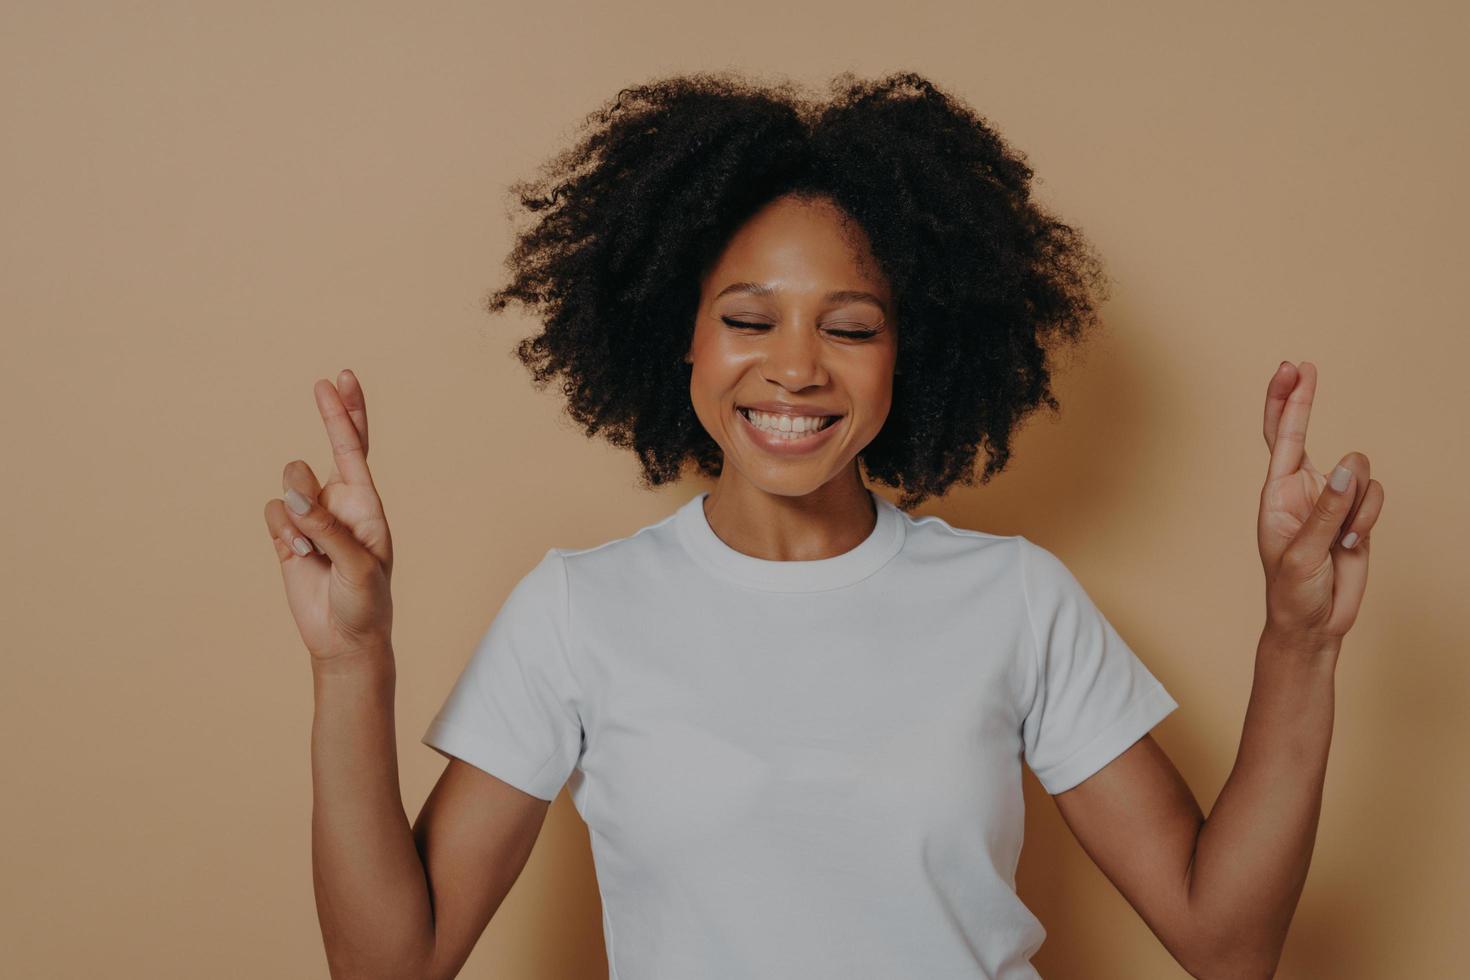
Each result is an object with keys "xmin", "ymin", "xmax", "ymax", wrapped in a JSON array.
[{"xmin": 720, "ymin": 317, "xmax": 878, "ymax": 340}]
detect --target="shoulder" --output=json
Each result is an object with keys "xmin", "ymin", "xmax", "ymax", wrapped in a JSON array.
[
  {"xmin": 879, "ymin": 508, "xmax": 1051, "ymax": 609},
  {"xmin": 549, "ymin": 503, "xmax": 687, "ymax": 587},
  {"xmin": 894, "ymin": 506, "xmax": 1027, "ymax": 567},
  {"xmin": 893, "ymin": 512, "xmax": 1096, "ymax": 611}
]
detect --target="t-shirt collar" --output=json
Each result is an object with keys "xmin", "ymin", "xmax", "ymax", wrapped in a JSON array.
[{"xmin": 674, "ymin": 488, "xmax": 906, "ymax": 592}]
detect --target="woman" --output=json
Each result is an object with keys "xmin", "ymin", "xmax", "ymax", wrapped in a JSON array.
[{"xmin": 265, "ymin": 71, "xmax": 1384, "ymax": 979}]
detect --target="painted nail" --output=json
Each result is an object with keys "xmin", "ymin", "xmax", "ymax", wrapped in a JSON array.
[
  {"xmin": 1341, "ymin": 531, "xmax": 1359, "ymax": 549},
  {"xmin": 1330, "ymin": 465, "xmax": 1351, "ymax": 492},
  {"xmin": 285, "ymin": 487, "xmax": 311, "ymax": 515},
  {"xmin": 291, "ymin": 536, "xmax": 312, "ymax": 556}
]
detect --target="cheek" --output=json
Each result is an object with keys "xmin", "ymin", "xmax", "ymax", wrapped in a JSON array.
[
  {"xmin": 689, "ymin": 341, "xmax": 749, "ymax": 398},
  {"xmin": 855, "ymin": 363, "xmax": 896, "ymax": 409},
  {"xmin": 853, "ymin": 382, "xmax": 896, "ymax": 436},
  {"xmin": 687, "ymin": 360, "xmax": 717, "ymax": 408},
  {"xmin": 687, "ymin": 361, "xmax": 736, "ymax": 432}
]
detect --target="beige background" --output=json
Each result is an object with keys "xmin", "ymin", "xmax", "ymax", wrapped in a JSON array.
[{"xmin": 3, "ymin": 1, "xmax": 1465, "ymax": 977}]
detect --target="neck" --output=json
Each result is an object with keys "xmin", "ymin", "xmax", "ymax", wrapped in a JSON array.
[{"xmin": 701, "ymin": 472, "xmax": 876, "ymax": 562}]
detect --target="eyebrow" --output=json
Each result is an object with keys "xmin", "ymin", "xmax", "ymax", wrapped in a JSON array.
[{"xmin": 713, "ymin": 281, "xmax": 888, "ymax": 315}]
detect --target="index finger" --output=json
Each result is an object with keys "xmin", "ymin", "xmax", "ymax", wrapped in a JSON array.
[
  {"xmin": 1267, "ymin": 360, "xmax": 1318, "ymax": 482},
  {"xmin": 336, "ymin": 368, "xmax": 369, "ymax": 458},
  {"xmin": 1262, "ymin": 361, "xmax": 1297, "ymax": 453},
  {"xmin": 314, "ymin": 377, "xmax": 374, "ymax": 487}
]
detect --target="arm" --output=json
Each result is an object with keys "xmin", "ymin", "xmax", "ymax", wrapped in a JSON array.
[
  {"xmin": 1054, "ymin": 360, "xmax": 1383, "ymax": 977},
  {"xmin": 1182, "ymin": 629, "xmax": 1338, "ymax": 976},
  {"xmin": 272, "ymin": 372, "xmax": 559, "ymax": 978},
  {"xmin": 312, "ymin": 647, "xmax": 554, "ymax": 980},
  {"xmin": 1051, "ymin": 629, "xmax": 1335, "ymax": 978},
  {"xmin": 311, "ymin": 648, "xmax": 435, "ymax": 979}
]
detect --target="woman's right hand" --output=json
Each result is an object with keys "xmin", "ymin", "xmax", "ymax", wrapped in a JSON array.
[{"xmin": 264, "ymin": 369, "xmax": 396, "ymax": 663}]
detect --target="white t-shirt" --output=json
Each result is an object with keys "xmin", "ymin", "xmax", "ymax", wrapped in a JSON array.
[{"xmin": 422, "ymin": 489, "xmax": 1178, "ymax": 979}]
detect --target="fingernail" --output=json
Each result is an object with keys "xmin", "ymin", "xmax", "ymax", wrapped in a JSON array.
[
  {"xmin": 1330, "ymin": 465, "xmax": 1352, "ymax": 492},
  {"xmin": 285, "ymin": 487, "xmax": 311, "ymax": 515},
  {"xmin": 291, "ymin": 536, "xmax": 312, "ymax": 556},
  {"xmin": 1341, "ymin": 531, "xmax": 1359, "ymax": 549}
]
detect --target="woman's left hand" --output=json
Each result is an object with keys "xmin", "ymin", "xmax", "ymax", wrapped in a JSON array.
[{"xmin": 1257, "ymin": 361, "xmax": 1385, "ymax": 647}]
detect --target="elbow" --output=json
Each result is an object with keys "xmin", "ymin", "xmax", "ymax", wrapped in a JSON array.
[
  {"xmin": 1181, "ymin": 905, "xmax": 1287, "ymax": 980},
  {"xmin": 1190, "ymin": 958, "xmax": 1280, "ymax": 980},
  {"xmin": 324, "ymin": 946, "xmax": 440, "ymax": 980},
  {"xmin": 1180, "ymin": 916, "xmax": 1283, "ymax": 979},
  {"xmin": 1185, "ymin": 937, "xmax": 1284, "ymax": 980},
  {"xmin": 332, "ymin": 964, "xmax": 437, "ymax": 980}
]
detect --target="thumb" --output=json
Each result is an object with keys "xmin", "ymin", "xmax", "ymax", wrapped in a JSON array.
[
  {"xmin": 282, "ymin": 486, "xmax": 377, "ymax": 584},
  {"xmin": 1290, "ymin": 456, "xmax": 1358, "ymax": 562}
]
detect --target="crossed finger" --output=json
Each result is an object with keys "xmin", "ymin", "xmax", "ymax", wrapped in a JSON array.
[
  {"xmin": 1263, "ymin": 361, "xmax": 1297, "ymax": 453},
  {"xmin": 316, "ymin": 370, "xmax": 374, "ymax": 488},
  {"xmin": 337, "ymin": 369, "xmax": 369, "ymax": 457},
  {"xmin": 1266, "ymin": 360, "xmax": 1318, "ymax": 482}
]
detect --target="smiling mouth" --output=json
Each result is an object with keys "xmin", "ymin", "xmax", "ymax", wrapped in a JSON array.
[{"xmin": 737, "ymin": 407, "xmax": 843, "ymax": 435}]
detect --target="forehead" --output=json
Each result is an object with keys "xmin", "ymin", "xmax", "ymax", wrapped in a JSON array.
[{"xmin": 701, "ymin": 195, "xmax": 889, "ymax": 302}]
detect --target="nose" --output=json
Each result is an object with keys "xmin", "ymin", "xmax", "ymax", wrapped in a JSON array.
[{"xmin": 760, "ymin": 322, "xmax": 828, "ymax": 390}]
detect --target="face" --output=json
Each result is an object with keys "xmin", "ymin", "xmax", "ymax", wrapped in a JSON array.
[{"xmin": 684, "ymin": 194, "xmax": 897, "ymax": 498}]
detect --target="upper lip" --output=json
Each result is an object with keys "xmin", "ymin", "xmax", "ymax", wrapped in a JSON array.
[{"xmin": 737, "ymin": 400, "xmax": 845, "ymax": 417}]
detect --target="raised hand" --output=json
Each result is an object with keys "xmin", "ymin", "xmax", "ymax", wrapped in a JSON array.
[
  {"xmin": 263, "ymin": 369, "xmax": 396, "ymax": 662},
  {"xmin": 1258, "ymin": 361, "xmax": 1385, "ymax": 646}
]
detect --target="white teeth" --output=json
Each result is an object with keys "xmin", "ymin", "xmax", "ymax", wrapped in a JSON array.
[{"xmin": 741, "ymin": 408, "xmax": 838, "ymax": 437}]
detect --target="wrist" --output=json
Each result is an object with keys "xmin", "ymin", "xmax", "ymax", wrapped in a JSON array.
[
  {"xmin": 311, "ymin": 643, "xmax": 396, "ymax": 681},
  {"xmin": 1259, "ymin": 624, "xmax": 1340, "ymax": 662}
]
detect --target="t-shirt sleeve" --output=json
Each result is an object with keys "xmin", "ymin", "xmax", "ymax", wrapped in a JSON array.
[
  {"xmin": 421, "ymin": 547, "xmax": 583, "ymax": 802},
  {"xmin": 1017, "ymin": 536, "xmax": 1179, "ymax": 795}
]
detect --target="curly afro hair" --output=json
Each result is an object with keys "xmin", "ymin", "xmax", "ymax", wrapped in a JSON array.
[{"xmin": 486, "ymin": 69, "xmax": 1110, "ymax": 510}]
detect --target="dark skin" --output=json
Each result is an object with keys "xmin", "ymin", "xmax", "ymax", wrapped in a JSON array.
[
  {"xmin": 683, "ymin": 193, "xmax": 898, "ymax": 561},
  {"xmin": 681, "ymin": 198, "xmax": 1386, "ymax": 975},
  {"xmin": 1052, "ymin": 360, "xmax": 1383, "ymax": 976},
  {"xmin": 270, "ymin": 188, "xmax": 1382, "ymax": 975}
]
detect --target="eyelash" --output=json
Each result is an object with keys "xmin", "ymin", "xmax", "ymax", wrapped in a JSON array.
[{"xmin": 720, "ymin": 317, "xmax": 878, "ymax": 340}]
